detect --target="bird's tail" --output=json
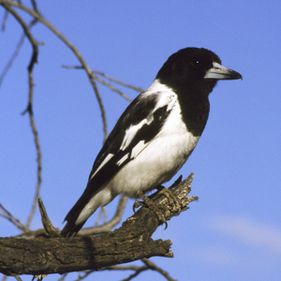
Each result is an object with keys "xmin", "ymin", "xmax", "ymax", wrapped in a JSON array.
[
  {"xmin": 61, "ymin": 190, "xmax": 94, "ymax": 237},
  {"xmin": 61, "ymin": 219, "xmax": 85, "ymax": 237}
]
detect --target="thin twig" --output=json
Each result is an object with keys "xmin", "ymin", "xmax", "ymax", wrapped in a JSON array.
[
  {"xmin": 0, "ymin": 32, "xmax": 25, "ymax": 87},
  {"xmin": 120, "ymin": 267, "xmax": 148, "ymax": 281},
  {"xmin": 0, "ymin": 0, "xmax": 108, "ymax": 141},
  {"xmin": 94, "ymin": 70, "xmax": 144, "ymax": 92},
  {"xmin": 14, "ymin": 275, "xmax": 23, "ymax": 281},
  {"xmin": 38, "ymin": 198, "xmax": 59, "ymax": 236},
  {"xmin": 62, "ymin": 65, "xmax": 135, "ymax": 101},
  {"xmin": 142, "ymin": 258, "xmax": 177, "ymax": 281},
  {"xmin": 0, "ymin": 0, "xmax": 39, "ymax": 87},
  {"xmin": 73, "ymin": 271, "xmax": 93, "ymax": 281},
  {"xmin": 80, "ymin": 195, "xmax": 128, "ymax": 235},
  {"xmin": 1, "ymin": 3, "xmax": 42, "ymax": 228},
  {"xmin": 57, "ymin": 273, "xmax": 68, "ymax": 281},
  {"xmin": 1, "ymin": 9, "xmax": 8, "ymax": 30},
  {"xmin": 30, "ymin": 0, "xmax": 39, "ymax": 14},
  {"xmin": 0, "ymin": 203, "xmax": 28, "ymax": 232},
  {"xmin": 94, "ymin": 75, "xmax": 132, "ymax": 101},
  {"xmin": 0, "ymin": 18, "xmax": 38, "ymax": 88}
]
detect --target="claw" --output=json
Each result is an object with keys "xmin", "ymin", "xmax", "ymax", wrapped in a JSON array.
[
  {"xmin": 133, "ymin": 200, "xmax": 143, "ymax": 213},
  {"xmin": 171, "ymin": 175, "xmax": 183, "ymax": 187},
  {"xmin": 157, "ymin": 188, "xmax": 183, "ymax": 213}
]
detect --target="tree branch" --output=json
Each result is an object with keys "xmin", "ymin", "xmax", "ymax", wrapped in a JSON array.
[
  {"xmin": 0, "ymin": 174, "xmax": 197, "ymax": 276},
  {"xmin": 0, "ymin": 0, "xmax": 108, "ymax": 140},
  {"xmin": 0, "ymin": 204, "xmax": 28, "ymax": 232},
  {"xmin": 0, "ymin": 2, "xmax": 42, "ymax": 229}
]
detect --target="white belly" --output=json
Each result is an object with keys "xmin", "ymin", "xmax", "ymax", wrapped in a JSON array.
[
  {"xmin": 108, "ymin": 92, "xmax": 199, "ymax": 197},
  {"xmin": 109, "ymin": 131, "xmax": 198, "ymax": 197}
]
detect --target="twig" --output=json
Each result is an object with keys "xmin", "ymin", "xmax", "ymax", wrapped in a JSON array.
[
  {"xmin": 72, "ymin": 271, "xmax": 93, "ymax": 281},
  {"xmin": 94, "ymin": 75, "xmax": 132, "ymax": 101},
  {"xmin": 0, "ymin": 32, "xmax": 25, "ymax": 87},
  {"xmin": 14, "ymin": 275, "xmax": 23, "ymax": 281},
  {"xmin": 120, "ymin": 267, "xmax": 148, "ymax": 281},
  {"xmin": 0, "ymin": 0, "xmax": 108, "ymax": 141},
  {"xmin": 94, "ymin": 70, "xmax": 144, "ymax": 92},
  {"xmin": 142, "ymin": 258, "xmax": 176, "ymax": 281},
  {"xmin": 38, "ymin": 198, "xmax": 59, "ymax": 236},
  {"xmin": 0, "ymin": 203, "xmax": 28, "ymax": 232},
  {"xmin": 30, "ymin": 0, "xmax": 39, "ymax": 14},
  {"xmin": 62, "ymin": 65, "xmax": 135, "ymax": 101},
  {"xmin": 1, "ymin": 9, "xmax": 8, "ymax": 30},
  {"xmin": 79, "ymin": 195, "xmax": 128, "ymax": 235},
  {"xmin": 0, "ymin": 0, "xmax": 39, "ymax": 88},
  {"xmin": 1, "ymin": 2, "xmax": 42, "ymax": 228},
  {"xmin": 57, "ymin": 273, "xmax": 68, "ymax": 281}
]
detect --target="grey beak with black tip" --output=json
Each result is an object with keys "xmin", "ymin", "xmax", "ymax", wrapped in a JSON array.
[{"xmin": 204, "ymin": 62, "xmax": 242, "ymax": 80}]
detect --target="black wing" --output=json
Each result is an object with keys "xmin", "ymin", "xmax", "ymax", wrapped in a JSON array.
[
  {"xmin": 88, "ymin": 92, "xmax": 172, "ymax": 191},
  {"xmin": 63, "ymin": 91, "xmax": 173, "ymax": 229}
]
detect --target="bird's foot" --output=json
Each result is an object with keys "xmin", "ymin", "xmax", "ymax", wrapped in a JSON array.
[
  {"xmin": 156, "ymin": 188, "xmax": 183, "ymax": 214},
  {"xmin": 32, "ymin": 274, "xmax": 46, "ymax": 281},
  {"xmin": 133, "ymin": 194, "xmax": 167, "ymax": 225}
]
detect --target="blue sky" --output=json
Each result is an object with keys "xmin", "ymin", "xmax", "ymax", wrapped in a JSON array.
[{"xmin": 1, "ymin": 1, "xmax": 281, "ymax": 280}]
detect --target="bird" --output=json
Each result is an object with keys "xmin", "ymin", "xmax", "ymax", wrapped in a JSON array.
[{"xmin": 61, "ymin": 47, "xmax": 242, "ymax": 237}]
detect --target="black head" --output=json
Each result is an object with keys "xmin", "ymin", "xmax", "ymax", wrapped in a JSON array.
[{"xmin": 156, "ymin": 47, "xmax": 242, "ymax": 97}]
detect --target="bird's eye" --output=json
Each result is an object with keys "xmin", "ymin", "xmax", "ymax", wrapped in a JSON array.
[{"xmin": 191, "ymin": 60, "xmax": 201, "ymax": 68}]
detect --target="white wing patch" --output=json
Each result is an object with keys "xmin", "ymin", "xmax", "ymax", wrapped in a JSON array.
[
  {"xmin": 91, "ymin": 79, "xmax": 177, "ymax": 181},
  {"xmin": 90, "ymin": 153, "xmax": 114, "ymax": 179},
  {"xmin": 131, "ymin": 140, "xmax": 146, "ymax": 159},
  {"xmin": 120, "ymin": 80, "xmax": 177, "ymax": 153},
  {"xmin": 116, "ymin": 153, "xmax": 129, "ymax": 166},
  {"xmin": 120, "ymin": 117, "xmax": 153, "ymax": 151}
]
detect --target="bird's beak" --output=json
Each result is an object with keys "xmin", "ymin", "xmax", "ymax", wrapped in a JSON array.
[{"xmin": 204, "ymin": 62, "xmax": 242, "ymax": 80}]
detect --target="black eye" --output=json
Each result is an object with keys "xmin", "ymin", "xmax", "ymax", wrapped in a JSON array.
[{"xmin": 190, "ymin": 60, "xmax": 201, "ymax": 68}]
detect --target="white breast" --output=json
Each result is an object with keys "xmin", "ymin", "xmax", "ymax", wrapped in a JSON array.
[{"xmin": 108, "ymin": 89, "xmax": 199, "ymax": 197}]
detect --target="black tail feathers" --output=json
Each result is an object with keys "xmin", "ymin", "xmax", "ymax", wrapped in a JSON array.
[
  {"xmin": 61, "ymin": 188, "xmax": 93, "ymax": 237},
  {"xmin": 61, "ymin": 220, "xmax": 85, "ymax": 237}
]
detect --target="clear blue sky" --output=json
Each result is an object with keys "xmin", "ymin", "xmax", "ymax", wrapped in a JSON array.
[{"xmin": 1, "ymin": 1, "xmax": 281, "ymax": 280}]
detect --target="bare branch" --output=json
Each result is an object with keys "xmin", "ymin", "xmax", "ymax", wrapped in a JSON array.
[
  {"xmin": 1, "ymin": 2, "xmax": 42, "ymax": 228},
  {"xmin": 73, "ymin": 271, "xmax": 93, "ymax": 281},
  {"xmin": 0, "ymin": 0, "xmax": 108, "ymax": 140},
  {"xmin": 62, "ymin": 65, "xmax": 132, "ymax": 102},
  {"xmin": 1, "ymin": 9, "xmax": 8, "ymax": 30},
  {"xmin": 0, "ymin": 0, "xmax": 40, "ymax": 88},
  {"xmin": 14, "ymin": 275, "xmax": 23, "ymax": 281},
  {"xmin": 93, "ymin": 70, "xmax": 144, "ymax": 92},
  {"xmin": 0, "ymin": 32, "xmax": 25, "ymax": 87},
  {"xmin": 93, "ymin": 75, "xmax": 132, "ymax": 101},
  {"xmin": 0, "ymin": 174, "xmax": 196, "ymax": 275},
  {"xmin": 0, "ymin": 203, "xmax": 28, "ymax": 232},
  {"xmin": 119, "ymin": 266, "xmax": 147, "ymax": 281},
  {"xmin": 80, "ymin": 195, "xmax": 128, "ymax": 235},
  {"xmin": 37, "ymin": 198, "xmax": 59, "ymax": 237},
  {"xmin": 142, "ymin": 258, "xmax": 176, "ymax": 281}
]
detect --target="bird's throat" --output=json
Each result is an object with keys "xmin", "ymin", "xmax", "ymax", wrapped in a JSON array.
[{"xmin": 178, "ymin": 93, "xmax": 210, "ymax": 136}]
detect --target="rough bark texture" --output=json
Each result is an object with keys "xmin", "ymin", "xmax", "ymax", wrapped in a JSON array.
[{"xmin": 0, "ymin": 175, "xmax": 196, "ymax": 276}]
